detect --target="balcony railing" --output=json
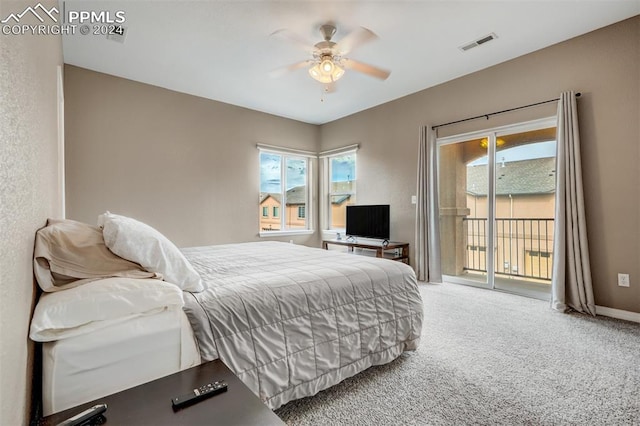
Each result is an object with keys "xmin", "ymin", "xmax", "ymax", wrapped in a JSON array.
[{"xmin": 463, "ymin": 218, "xmax": 554, "ymax": 281}]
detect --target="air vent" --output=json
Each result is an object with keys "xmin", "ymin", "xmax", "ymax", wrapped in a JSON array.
[{"xmin": 459, "ymin": 33, "xmax": 497, "ymax": 52}]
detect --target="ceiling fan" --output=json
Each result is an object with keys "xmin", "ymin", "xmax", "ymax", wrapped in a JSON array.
[{"xmin": 271, "ymin": 23, "xmax": 391, "ymax": 86}]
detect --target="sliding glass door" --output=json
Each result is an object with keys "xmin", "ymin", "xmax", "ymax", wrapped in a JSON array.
[
  {"xmin": 439, "ymin": 137, "xmax": 491, "ymax": 288},
  {"xmin": 437, "ymin": 118, "xmax": 557, "ymax": 299}
]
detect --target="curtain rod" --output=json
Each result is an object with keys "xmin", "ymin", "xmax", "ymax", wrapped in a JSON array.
[{"xmin": 432, "ymin": 92, "xmax": 581, "ymax": 130}]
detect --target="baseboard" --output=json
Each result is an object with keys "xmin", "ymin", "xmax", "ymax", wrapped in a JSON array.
[{"xmin": 595, "ymin": 305, "xmax": 640, "ymax": 323}]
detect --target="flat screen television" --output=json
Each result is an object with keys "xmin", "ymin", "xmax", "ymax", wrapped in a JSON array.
[{"xmin": 346, "ymin": 205, "xmax": 390, "ymax": 241}]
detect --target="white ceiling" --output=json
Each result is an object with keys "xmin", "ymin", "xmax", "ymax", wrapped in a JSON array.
[{"xmin": 62, "ymin": 1, "xmax": 640, "ymax": 125}]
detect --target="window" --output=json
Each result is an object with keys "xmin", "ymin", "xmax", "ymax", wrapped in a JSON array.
[
  {"xmin": 326, "ymin": 151, "xmax": 356, "ymax": 230},
  {"xmin": 262, "ymin": 207, "xmax": 268, "ymax": 217},
  {"xmin": 259, "ymin": 148, "xmax": 311, "ymax": 234}
]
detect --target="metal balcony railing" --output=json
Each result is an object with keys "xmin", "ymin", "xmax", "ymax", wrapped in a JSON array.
[{"xmin": 463, "ymin": 218, "xmax": 554, "ymax": 281}]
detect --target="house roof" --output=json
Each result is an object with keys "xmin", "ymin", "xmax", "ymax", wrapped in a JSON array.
[
  {"xmin": 260, "ymin": 186, "xmax": 306, "ymax": 206},
  {"xmin": 467, "ymin": 157, "xmax": 556, "ymax": 196},
  {"xmin": 285, "ymin": 186, "xmax": 306, "ymax": 205},
  {"xmin": 260, "ymin": 193, "xmax": 281, "ymax": 205},
  {"xmin": 332, "ymin": 195, "xmax": 352, "ymax": 205}
]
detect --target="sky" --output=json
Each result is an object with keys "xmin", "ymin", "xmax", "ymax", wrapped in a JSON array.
[
  {"xmin": 260, "ymin": 153, "xmax": 355, "ymax": 193},
  {"xmin": 260, "ymin": 153, "xmax": 308, "ymax": 193},
  {"xmin": 468, "ymin": 141, "xmax": 556, "ymax": 166},
  {"xmin": 330, "ymin": 155, "xmax": 356, "ymax": 182}
]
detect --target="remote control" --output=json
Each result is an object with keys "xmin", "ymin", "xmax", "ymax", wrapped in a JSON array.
[
  {"xmin": 171, "ymin": 380, "xmax": 228, "ymax": 409},
  {"xmin": 56, "ymin": 403, "xmax": 107, "ymax": 426}
]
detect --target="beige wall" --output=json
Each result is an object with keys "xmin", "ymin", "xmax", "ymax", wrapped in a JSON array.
[
  {"xmin": 469, "ymin": 194, "xmax": 555, "ymax": 219},
  {"xmin": 64, "ymin": 65, "xmax": 320, "ymax": 247},
  {"xmin": 320, "ymin": 16, "xmax": 639, "ymax": 313},
  {"xmin": 0, "ymin": 1, "xmax": 63, "ymax": 423}
]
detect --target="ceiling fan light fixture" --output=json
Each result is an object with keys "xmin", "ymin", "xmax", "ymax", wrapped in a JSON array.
[
  {"xmin": 321, "ymin": 58, "xmax": 334, "ymax": 73},
  {"xmin": 309, "ymin": 60, "xmax": 345, "ymax": 83},
  {"xmin": 332, "ymin": 65, "xmax": 345, "ymax": 81},
  {"xmin": 274, "ymin": 23, "xmax": 389, "ymax": 89}
]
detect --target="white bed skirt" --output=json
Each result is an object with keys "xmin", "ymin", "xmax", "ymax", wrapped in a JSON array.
[{"xmin": 42, "ymin": 308, "xmax": 201, "ymax": 415}]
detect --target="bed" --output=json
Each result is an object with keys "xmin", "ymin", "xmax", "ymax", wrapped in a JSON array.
[
  {"xmin": 29, "ymin": 214, "xmax": 423, "ymax": 415},
  {"xmin": 39, "ymin": 305, "xmax": 201, "ymax": 415},
  {"xmin": 181, "ymin": 241, "xmax": 423, "ymax": 409}
]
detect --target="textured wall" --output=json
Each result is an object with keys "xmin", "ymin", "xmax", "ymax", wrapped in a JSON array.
[
  {"xmin": 0, "ymin": 1, "xmax": 63, "ymax": 424},
  {"xmin": 64, "ymin": 66, "xmax": 320, "ymax": 248},
  {"xmin": 320, "ymin": 16, "xmax": 639, "ymax": 313}
]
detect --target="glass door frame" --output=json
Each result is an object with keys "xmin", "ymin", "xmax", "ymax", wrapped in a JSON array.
[{"xmin": 436, "ymin": 117, "xmax": 557, "ymax": 291}]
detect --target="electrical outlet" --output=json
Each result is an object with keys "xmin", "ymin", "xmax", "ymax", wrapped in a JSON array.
[
  {"xmin": 411, "ymin": 195, "xmax": 417, "ymax": 204},
  {"xmin": 617, "ymin": 273, "xmax": 630, "ymax": 287}
]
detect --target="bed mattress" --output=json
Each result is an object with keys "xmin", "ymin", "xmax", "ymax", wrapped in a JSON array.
[
  {"xmin": 182, "ymin": 241, "xmax": 423, "ymax": 410},
  {"xmin": 42, "ymin": 308, "xmax": 200, "ymax": 415}
]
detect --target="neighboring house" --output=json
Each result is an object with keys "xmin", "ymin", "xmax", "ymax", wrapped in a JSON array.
[
  {"xmin": 329, "ymin": 180, "xmax": 355, "ymax": 229},
  {"xmin": 465, "ymin": 157, "xmax": 556, "ymax": 280},
  {"xmin": 466, "ymin": 157, "xmax": 556, "ymax": 218},
  {"xmin": 330, "ymin": 194, "xmax": 352, "ymax": 229},
  {"xmin": 260, "ymin": 187, "xmax": 353, "ymax": 231},
  {"xmin": 259, "ymin": 193, "xmax": 282, "ymax": 231},
  {"xmin": 260, "ymin": 186, "xmax": 307, "ymax": 231}
]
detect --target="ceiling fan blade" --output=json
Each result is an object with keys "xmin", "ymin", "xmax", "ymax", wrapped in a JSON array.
[
  {"xmin": 342, "ymin": 59, "xmax": 391, "ymax": 80},
  {"xmin": 270, "ymin": 29, "xmax": 315, "ymax": 53},
  {"xmin": 269, "ymin": 60, "xmax": 313, "ymax": 78},
  {"xmin": 335, "ymin": 27, "xmax": 378, "ymax": 55}
]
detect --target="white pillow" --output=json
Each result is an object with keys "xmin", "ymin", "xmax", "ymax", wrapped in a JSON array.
[
  {"xmin": 98, "ymin": 212, "xmax": 204, "ymax": 292},
  {"xmin": 33, "ymin": 218, "xmax": 159, "ymax": 292},
  {"xmin": 29, "ymin": 277, "xmax": 184, "ymax": 342}
]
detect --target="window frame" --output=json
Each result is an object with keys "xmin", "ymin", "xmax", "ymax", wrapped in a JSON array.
[
  {"xmin": 258, "ymin": 145, "xmax": 315, "ymax": 237},
  {"xmin": 327, "ymin": 151, "xmax": 358, "ymax": 232},
  {"xmin": 324, "ymin": 149, "xmax": 357, "ymax": 232}
]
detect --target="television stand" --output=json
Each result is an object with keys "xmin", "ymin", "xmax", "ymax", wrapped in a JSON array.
[{"xmin": 322, "ymin": 239, "xmax": 410, "ymax": 265}]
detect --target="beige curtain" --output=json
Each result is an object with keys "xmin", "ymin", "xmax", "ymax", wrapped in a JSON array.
[
  {"xmin": 415, "ymin": 126, "xmax": 442, "ymax": 282},
  {"xmin": 551, "ymin": 91, "xmax": 596, "ymax": 315}
]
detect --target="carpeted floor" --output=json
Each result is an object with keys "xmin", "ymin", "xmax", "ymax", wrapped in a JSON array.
[{"xmin": 275, "ymin": 282, "xmax": 640, "ymax": 425}]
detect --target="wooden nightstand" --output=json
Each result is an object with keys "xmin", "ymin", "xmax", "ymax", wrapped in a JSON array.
[{"xmin": 38, "ymin": 360, "xmax": 284, "ymax": 425}]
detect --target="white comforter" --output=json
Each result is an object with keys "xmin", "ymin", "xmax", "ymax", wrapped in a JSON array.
[{"xmin": 181, "ymin": 241, "xmax": 423, "ymax": 409}]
